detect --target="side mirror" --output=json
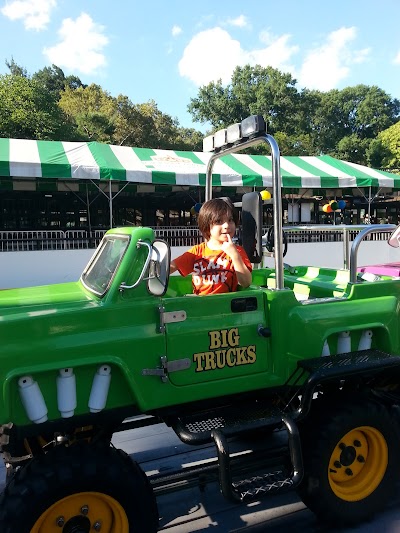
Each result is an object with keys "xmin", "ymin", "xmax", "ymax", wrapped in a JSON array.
[
  {"xmin": 241, "ymin": 192, "xmax": 262, "ymax": 264},
  {"xmin": 388, "ymin": 226, "xmax": 400, "ymax": 248},
  {"xmin": 147, "ymin": 240, "xmax": 170, "ymax": 296}
]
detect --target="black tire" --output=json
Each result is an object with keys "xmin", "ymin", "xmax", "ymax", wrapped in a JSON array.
[
  {"xmin": 297, "ymin": 398, "xmax": 400, "ymax": 527},
  {"xmin": 0, "ymin": 441, "xmax": 158, "ymax": 533}
]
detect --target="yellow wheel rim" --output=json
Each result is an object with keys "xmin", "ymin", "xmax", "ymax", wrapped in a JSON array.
[
  {"xmin": 31, "ymin": 491, "xmax": 129, "ymax": 532},
  {"xmin": 328, "ymin": 426, "xmax": 388, "ymax": 502}
]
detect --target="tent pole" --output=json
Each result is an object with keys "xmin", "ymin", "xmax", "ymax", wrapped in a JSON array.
[
  {"xmin": 86, "ymin": 183, "xmax": 92, "ymax": 235},
  {"xmin": 109, "ymin": 181, "xmax": 113, "ymax": 229},
  {"xmin": 368, "ymin": 186, "xmax": 372, "ymax": 219}
]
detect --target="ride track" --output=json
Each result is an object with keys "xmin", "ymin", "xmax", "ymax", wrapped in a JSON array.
[{"xmin": 1, "ymin": 418, "xmax": 397, "ymax": 532}]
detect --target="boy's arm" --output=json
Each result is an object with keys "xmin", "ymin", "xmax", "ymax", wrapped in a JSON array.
[
  {"xmin": 170, "ymin": 260, "xmax": 178, "ymax": 274},
  {"xmin": 170, "ymin": 247, "xmax": 197, "ymax": 276}
]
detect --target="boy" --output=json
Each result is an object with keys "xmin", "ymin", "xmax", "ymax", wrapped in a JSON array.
[{"xmin": 170, "ymin": 198, "xmax": 252, "ymax": 295}]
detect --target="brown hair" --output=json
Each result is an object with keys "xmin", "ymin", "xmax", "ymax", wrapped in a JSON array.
[{"xmin": 198, "ymin": 198, "xmax": 238, "ymax": 240}]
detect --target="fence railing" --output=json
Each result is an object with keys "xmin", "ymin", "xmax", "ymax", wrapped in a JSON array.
[{"xmin": 0, "ymin": 225, "xmax": 393, "ymax": 252}]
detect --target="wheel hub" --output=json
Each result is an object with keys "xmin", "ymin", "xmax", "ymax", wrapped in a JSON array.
[
  {"xmin": 31, "ymin": 491, "xmax": 128, "ymax": 532},
  {"xmin": 339, "ymin": 444, "xmax": 356, "ymax": 466},
  {"xmin": 328, "ymin": 426, "xmax": 388, "ymax": 502},
  {"xmin": 63, "ymin": 515, "xmax": 91, "ymax": 533}
]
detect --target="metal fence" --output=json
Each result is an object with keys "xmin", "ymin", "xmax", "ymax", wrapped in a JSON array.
[{"xmin": 0, "ymin": 225, "xmax": 393, "ymax": 252}]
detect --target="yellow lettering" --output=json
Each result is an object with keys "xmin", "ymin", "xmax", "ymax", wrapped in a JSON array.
[
  {"xmin": 209, "ymin": 330, "xmax": 221, "ymax": 350},
  {"xmin": 226, "ymin": 347, "xmax": 236, "ymax": 367},
  {"xmin": 209, "ymin": 328, "xmax": 241, "ymax": 349},
  {"xmin": 246, "ymin": 345, "xmax": 257, "ymax": 364},
  {"xmin": 204, "ymin": 351, "xmax": 216, "ymax": 371},
  {"xmin": 235, "ymin": 346, "xmax": 248, "ymax": 365},
  {"xmin": 193, "ymin": 339, "xmax": 255, "ymax": 373},
  {"xmin": 227, "ymin": 328, "xmax": 239, "ymax": 347},
  {"xmin": 215, "ymin": 350, "xmax": 226, "ymax": 369},
  {"xmin": 219, "ymin": 329, "xmax": 227, "ymax": 347},
  {"xmin": 193, "ymin": 352, "xmax": 205, "ymax": 372}
]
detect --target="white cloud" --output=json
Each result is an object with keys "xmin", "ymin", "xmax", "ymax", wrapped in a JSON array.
[
  {"xmin": 172, "ymin": 25, "xmax": 182, "ymax": 37},
  {"xmin": 254, "ymin": 31, "xmax": 298, "ymax": 71},
  {"xmin": 298, "ymin": 27, "xmax": 370, "ymax": 90},
  {"xmin": 394, "ymin": 50, "xmax": 400, "ymax": 64},
  {"xmin": 43, "ymin": 12, "xmax": 108, "ymax": 75},
  {"xmin": 179, "ymin": 28, "xmax": 246, "ymax": 85},
  {"xmin": 1, "ymin": 0, "xmax": 56, "ymax": 31},
  {"xmin": 179, "ymin": 27, "xmax": 298, "ymax": 86},
  {"xmin": 226, "ymin": 15, "xmax": 248, "ymax": 28}
]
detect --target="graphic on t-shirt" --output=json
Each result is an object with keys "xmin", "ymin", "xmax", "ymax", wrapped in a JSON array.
[
  {"xmin": 173, "ymin": 242, "xmax": 252, "ymax": 296},
  {"xmin": 192, "ymin": 256, "xmax": 233, "ymax": 292}
]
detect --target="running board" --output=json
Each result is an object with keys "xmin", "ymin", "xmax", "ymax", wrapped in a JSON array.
[
  {"xmin": 212, "ymin": 415, "xmax": 303, "ymax": 502},
  {"xmin": 171, "ymin": 403, "xmax": 283, "ymax": 445}
]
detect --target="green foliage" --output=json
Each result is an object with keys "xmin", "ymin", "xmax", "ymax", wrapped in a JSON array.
[
  {"xmin": 188, "ymin": 66, "xmax": 400, "ymax": 165},
  {"xmin": 309, "ymin": 86, "xmax": 399, "ymax": 160},
  {"xmin": 335, "ymin": 135, "xmax": 374, "ymax": 165},
  {"xmin": 379, "ymin": 121, "xmax": 400, "ymax": 169},
  {"xmin": 365, "ymin": 138, "xmax": 392, "ymax": 168},
  {"xmin": 0, "ymin": 74, "xmax": 76, "ymax": 140},
  {"xmin": 0, "ymin": 59, "xmax": 398, "ymax": 161},
  {"xmin": 59, "ymin": 84, "xmax": 116, "ymax": 142},
  {"xmin": 188, "ymin": 65, "xmax": 301, "ymax": 135},
  {"xmin": 59, "ymin": 86, "xmax": 202, "ymax": 149},
  {"xmin": 0, "ymin": 62, "xmax": 204, "ymax": 149},
  {"xmin": 5, "ymin": 57, "xmax": 28, "ymax": 77},
  {"xmin": 32, "ymin": 65, "xmax": 85, "ymax": 97}
]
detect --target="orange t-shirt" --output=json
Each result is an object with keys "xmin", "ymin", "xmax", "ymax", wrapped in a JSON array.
[{"xmin": 173, "ymin": 242, "xmax": 252, "ymax": 295}]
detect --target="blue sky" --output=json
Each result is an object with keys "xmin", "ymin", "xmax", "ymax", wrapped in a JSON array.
[{"xmin": 0, "ymin": 0, "xmax": 399, "ymax": 132}]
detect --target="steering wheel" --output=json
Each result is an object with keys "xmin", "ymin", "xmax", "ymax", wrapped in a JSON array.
[{"xmin": 266, "ymin": 226, "xmax": 288, "ymax": 257}]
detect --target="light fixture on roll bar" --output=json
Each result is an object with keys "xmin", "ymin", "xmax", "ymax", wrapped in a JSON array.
[
  {"xmin": 214, "ymin": 128, "xmax": 227, "ymax": 150},
  {"xmin": 241, "ymin": 115, "xmax": 266, "ymax": 139},
  {"xmin": 202, "ymin": 115, "xmax": 267, "ymax": 153},
  {"xmin": 226, "ymin": 123, "xmax": 241, "ymax": 144},
  {"xmin": 202, "ymin": 134, "xmax": 214, "ymax": 153}
]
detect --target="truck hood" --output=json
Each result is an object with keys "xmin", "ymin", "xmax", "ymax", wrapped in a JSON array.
[{"xmin": 0, "ymin": 281, "xmax": 96, "ymax": 317}]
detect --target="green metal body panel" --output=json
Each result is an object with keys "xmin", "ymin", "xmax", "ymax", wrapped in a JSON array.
[{"xmin": 1, "ymin": 226, "xmax": 400, "ymax": 429}]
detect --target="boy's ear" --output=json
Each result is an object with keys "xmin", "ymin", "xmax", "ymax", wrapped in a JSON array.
[{"xmin": 241, "ymin": 192, "xmax": 262, "ymax": 264}]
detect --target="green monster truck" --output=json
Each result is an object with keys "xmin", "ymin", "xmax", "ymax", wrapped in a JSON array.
[{"xmin": 1, "ymin": 115, "xmax": 400, "ymax": 532}]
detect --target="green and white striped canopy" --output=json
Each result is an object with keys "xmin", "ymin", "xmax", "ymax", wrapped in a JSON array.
[{"xmin": 0, "ymin": 138, "xmax": 398, "ymax": 190}]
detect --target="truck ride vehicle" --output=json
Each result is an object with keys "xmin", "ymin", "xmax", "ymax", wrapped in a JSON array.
[{"xmin": 1, "ymin": 115, "xmax": 400, "ymax": 532}]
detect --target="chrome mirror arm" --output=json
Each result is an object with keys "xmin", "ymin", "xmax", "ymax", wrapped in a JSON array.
[{"xmin": 119, "ymin": 240, "xmax": 152, "ymax": 291}]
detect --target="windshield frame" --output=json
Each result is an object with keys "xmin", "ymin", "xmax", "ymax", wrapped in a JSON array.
[{"xmin": 80, "ymin": 234, "xmax": 130, "ymax": 296}]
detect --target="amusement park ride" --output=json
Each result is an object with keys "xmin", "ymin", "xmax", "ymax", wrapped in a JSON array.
[{"xmin": 1, "ymin": 116, "xmax": 400, "ymax": 532}]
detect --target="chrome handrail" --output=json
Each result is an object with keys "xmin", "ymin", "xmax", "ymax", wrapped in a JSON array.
[
  {"xmin": 349, "ymin": 224, "xmax": 395, "ymax": 282},
  {"xmin": 206, "ymin": 134, "xmax": 284, "ymax": 289}
]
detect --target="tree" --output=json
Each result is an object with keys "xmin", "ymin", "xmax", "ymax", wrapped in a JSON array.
[
  {"xmin": 188, "ymin": 66, "xmax": 400, "ymax": 163},
  {"xmin": 32, "ymin": 65, "xmax": 85, "ymax": 97},
  {"xmin": 116, "ymin": 99, "xmax": 202, "ymax": 150},
  {"xmin": 1, "ymin": 60, "xmax": 204, "ymax": 149},
  {"xmin": 188, "ymin": 65, "xmax": 301, "ymax": 135},
  {"xmin": 0, "ymin": 74, "xmax": 76, "ymax": 140},
  {"xmin": 59, "ymin": 84, "xmax": 116, "ymax": 142},
  {"xmin": 172, "ymin": 127, "xmax": 203, "ymax": 151},
  {"xmin": 5, "ymin": 57, "xmax": 28, "ymax": 77},
  {"xmin": 364, "ymin": 138, "xmax": 391, "ymax": 168},
  {"xmin": 379, "ymin": 121, "xmax": 400, "ymax": 169},
  {"xmin": 305, "ymin": 86, "xmax": 399, "ymax": 162},
  {"xmin": 335, "ymin": 134, "xmax": 371, "ymax": 164}
]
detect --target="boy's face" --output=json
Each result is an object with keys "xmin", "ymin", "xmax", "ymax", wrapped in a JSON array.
[{"xmin": 209, "ymin": 215, "xmax": 236, "ymax": 243}]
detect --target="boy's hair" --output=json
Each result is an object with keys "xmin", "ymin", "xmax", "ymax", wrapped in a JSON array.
[{"xmin": 198, "ymin": 198, "xmax": 239, "ymax": 240}]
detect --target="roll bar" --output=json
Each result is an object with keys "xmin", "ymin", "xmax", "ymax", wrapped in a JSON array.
[{"xmin": 205, "ymin": 132, "xmax": 285, "ymax": 289}]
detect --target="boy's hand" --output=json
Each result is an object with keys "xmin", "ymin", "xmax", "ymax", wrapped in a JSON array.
[
  {"xmin": 221, "ymin": 234, "xmax": 252, "ymax": 288},
  {"xmin": 221, "ymin": 234, "xmax": 238, "ymax": 258}
]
